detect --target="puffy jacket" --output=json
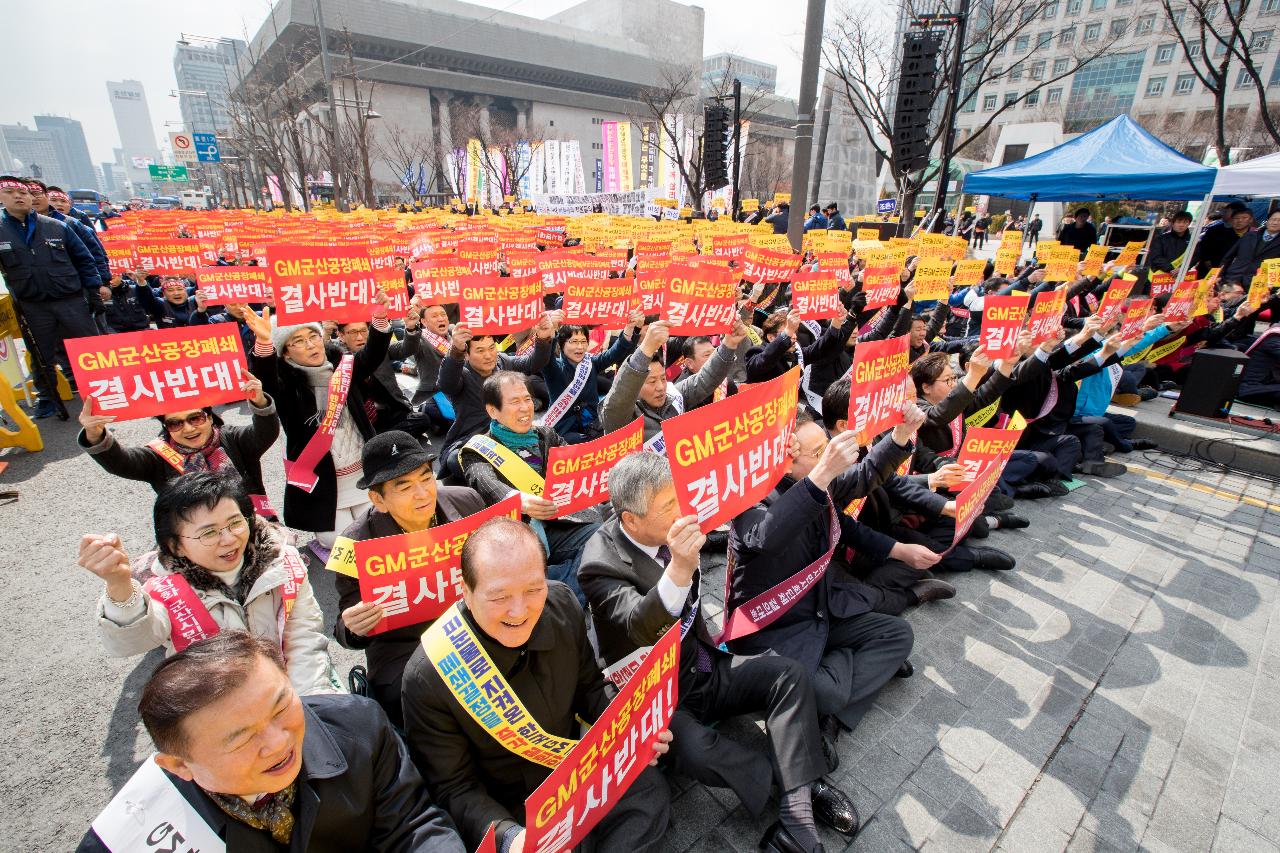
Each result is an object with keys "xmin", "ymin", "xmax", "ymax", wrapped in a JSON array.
[
  {"xmin": 47, "ymin": 208, "xmax": 110, "ymax": 283},
  {"xmin": 101, "ymin": 279, "xmax": 152, "ymax": 332},
  {"xmin": 601, "ymin": 342, "xmax": 740, "ymax": 440},
  {"xmin": 1074, "ymin": 324, "xmax": 1170, "ymax": 418},
  {"xmin": 0, "ymin": 211, "xmax": 102, "ymax": 302},
  {"xmin": 94, "ymin": 522, "xmax": 342, "ymax": 696},
  {"xmin": 1219, "ymin": 228, "xmax": 1280, "ymax": 285}
]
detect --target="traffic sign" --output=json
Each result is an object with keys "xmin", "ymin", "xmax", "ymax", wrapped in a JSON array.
[
  {"xmin": 148, "ymin": 164, "xmax": 190, "ymax": 183},
  {"xmin": 193, "ymin": 133, "xmax": 221, "ymax": 163},
  {"xmin": 169, "ymin": 132, "xmax": 197, "ymax": 164},
  {"xmin": 877, "ymin": 198, "xmax": 897, "ymax": 214}
]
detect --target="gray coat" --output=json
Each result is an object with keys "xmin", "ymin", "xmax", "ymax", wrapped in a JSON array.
[{"xmin": 600, "ymin": 342, "xmax": 742, "ymax": 439}]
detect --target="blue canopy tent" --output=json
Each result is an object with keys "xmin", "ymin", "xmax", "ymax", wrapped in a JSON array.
[{"xmin": 961, "ymin": 115, "xmax": 1216, "ymax": 201}]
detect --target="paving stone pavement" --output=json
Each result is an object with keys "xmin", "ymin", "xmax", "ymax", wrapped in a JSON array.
[
  {"xmin": 661, "ymin": 459, "xmax": 1280, "ymax": 853},
  {"xmin": 3, "ymin": 402, "xmax": 1279, "ymax": 852}
]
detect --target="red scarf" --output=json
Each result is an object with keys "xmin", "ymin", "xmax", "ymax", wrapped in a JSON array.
[{"xmin": 167, "ymin": 428, "xmax": 232, "ymax": 474}]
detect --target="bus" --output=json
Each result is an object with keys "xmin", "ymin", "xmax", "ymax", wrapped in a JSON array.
[
  {"xmin": 68, "ymin": 189, "xmax": 107, "ymax": 216},
  {"xmin": 150, "ymin": 196, "xmax": 181, "ymax": 210}
]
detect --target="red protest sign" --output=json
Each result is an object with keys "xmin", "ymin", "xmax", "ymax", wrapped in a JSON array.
[
  {"xmin": 354, "ymin": 495, "xmax": 521, "ymax": 634},
  {"xmin": 1150, "ymin": 272, "xmax": 1177, "ymax": 299},
  {"xmin": 742, "ymin": 248, "xmax": 796, "ymax": 283},
  {"xmin": 545, "ymin": 418, "xmax": 644, "ymax": 517},
  {"xmin": 1024, "ymin": 287, "xmax": 1067, "ymax": 347},
  {"xmin": 948, "ymin": 457, "xmax": 1008, "ymax": 554},
  {"xmin": 267, "ymin": 245, "xmax": 377, "ymax": 324},
  {"xmin": 66, "ymin": 324, "xmax": 247, "ymax": 421},
  {"xmin": 457, "ymin": 274, "xmax": 543, "ymax": 335},
  {"xmin": 524, "ymin": 624, "xmax": 679, "ymax": 853},
  {"xmin": 410, "ymin": 258, "xmax": 468, "ymax": 304},
  {"xmin": 789, "ymin": 271, "xmax": 842, "ymax": 320},
  {"xmin": 562, "ymin": 277, "xmax": 639, "ymax": 329},
  {"xmin": 101, "ymin": 240, "xmax": 138, "ymax": 278},
  {"xmin": 135, "ymin": 239, "xmax": 203, "ymax": 276},
  {"xmin": 862, "ymin": 274, "xmax": 901, "ymax": 311},
  {"xmin": 637, "ymin": 270, "xmax": 667, "ymax": 314},
  {"xmin": 664, "ymin": 367, "xmax": 799, "ymax": 532},
  {"xmin": 195, "ymin": 266, "xmax": 270, "ymax": 305},
  {"xmin": 1117, "ymin": 297, "xmax": 1153, "ymax": 342},
  {"xmin": 537, "ymin": 249, "xmax": 583, "ymax": 293},
  {"xmin": 847, "ymin": 334, "xmax": 910, "ymax": 444},
  {"xmin": 1095, "ymin": 278, "xmax": 1135, "ymax": 327},
  {"xmin": 980, "ymin": 293, "xmax": 1030, "ymax": 360},
  {"xmin": 1162, "ymin": 277, "xmax": 1198, "ymax": 323},
  {"xmin": 662, "ymin": 263, "xmax": 738, "ymax": 335},
  {"xmin": 955, "ymin": 421, "xmax": 1024, "ymax": 483}
]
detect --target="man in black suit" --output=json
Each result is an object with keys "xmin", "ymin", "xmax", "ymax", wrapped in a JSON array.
[
  {"xmin": 728, "ymin": 411, "xmax": 918, "ymax": 762},
  {"xmin": 332, "ymin": 431, "xmax": 487, "ymax": 728},
  {"xmin": 578, "ymin": 452, "xmax": 856, "ymax": 853},
  {"xmin": 400, "ymin": 517, "xmax": 672, "ymax": 852}
]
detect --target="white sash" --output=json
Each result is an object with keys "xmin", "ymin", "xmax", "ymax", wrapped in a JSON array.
[
  {"xmin": 91, "ymin": 757, "xmax": 226, "ymax": 853},
  {"xmin": 538, "ymin": 357, "xmax": 592, "ymax": 429}
]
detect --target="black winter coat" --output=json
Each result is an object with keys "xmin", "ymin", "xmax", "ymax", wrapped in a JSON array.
[{"xmin": 1219, "ymin": 228, "xmax": 1280, "ymax": 285}]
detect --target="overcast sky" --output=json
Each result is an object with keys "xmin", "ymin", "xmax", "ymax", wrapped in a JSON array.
[{"xmin": 5, "ymin": 0, "xmax": 814, "ymax": 167}]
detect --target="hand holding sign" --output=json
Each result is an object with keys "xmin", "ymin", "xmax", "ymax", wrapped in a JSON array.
[
  {"xmin": 77, "ymin": 395, "xmax": 116, "ymax": 444},
  {"xmin": 241, "ymin": 372, "xmax": 267, "ymax": 407},
  {"xmin": 341, "ymin": 600, "xmax": 386, "ymax": 637},
  {"xmin": 809, "ymin": 429, "xmax": 864, "ymax": 490},
  {"xmin": 666, "ymin": 515, "xmax": 705, "ymax": 585},
  {"xmin": 242, "ymin": 303, "xmax": 272, "ymax": 345},
  {"xmin": 892, "ymin": 394, "xmax": 927, "ymax": 445}
]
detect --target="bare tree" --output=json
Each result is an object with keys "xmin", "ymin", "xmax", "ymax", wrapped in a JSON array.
[
  {"xmin": 740, "ymin": 138, "xmax": 792, "ymax": 200},
  {"xmin": 825, "ymin": 0, "xmax": 1124, "ymax": 226},
  {"xmin": 376, "ymin": 119, "xmax": 436, "ymax": 202},
  {"xmin": 450, "ymin": 105, "xmax": 547, "ymax": 203}
]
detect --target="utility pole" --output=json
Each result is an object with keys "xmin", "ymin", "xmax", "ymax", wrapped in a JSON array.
[
  {"xmin": 314, "ymin": 0, "xmax": 345, "ymax": 212},
  {"xmin": 787, "ymin": 0, "xmax": 828, "ymax": 252},
  {"xmin": 730, "ymin": 77, "xmax": 742, "ymax": 221},
  {"xmin": 927, "ymin": 0, "xmax": 971, "ymax": 232}
]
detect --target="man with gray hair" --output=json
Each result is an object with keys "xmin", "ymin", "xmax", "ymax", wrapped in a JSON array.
[{"xmin": 578, "ymin": 452, "xmax": 855, "ymax": 853}]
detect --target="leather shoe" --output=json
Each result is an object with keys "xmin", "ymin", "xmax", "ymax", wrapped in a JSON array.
[
  {"xmin": 819, "ymin": 715, "xmax": 841, "ymax": 774},
  {"xmin": 1014, "ymin": 482, "xmax": 1053, "ymax": 500},
  {"xmin": 1080, "ymin": 460, "xmax": 1127, "ymax": 478},
  {"xmin": 971, "ymin": 546, "xmax": 1016, "ymax": 570},
  {"xmin": 984, "ymin": 491, "xmax": 1015, "ymax": 511},
  {"xmin": 813, "ymin": 778, "xmax": 859, "ymax": 836},
  {"xmin": 1130, "ymin": 438, "xmax": 1158, "ymax": 450},
  {"xmin": 1044, "ymin": 479, "xmax": 1070, "ymax": 497},
  {"xmin": 896, "ymin": 659, "xmax": 915, "ymax": 678},
  {"xmin": 759, "ymin": 821, "xmax": 826, "ymax": 853},
  {"xmin": 990, "ymin": 511, "xmax": 1030, "ymax": 529},
  {"xmin": 911, "ymin": 578, "xmax": 957, "ymax": 604}
]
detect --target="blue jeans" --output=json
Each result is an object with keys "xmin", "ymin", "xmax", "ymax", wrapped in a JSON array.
[{"xmin": 544, "ymin": 520, "xmax": 598, "ymax": 606}]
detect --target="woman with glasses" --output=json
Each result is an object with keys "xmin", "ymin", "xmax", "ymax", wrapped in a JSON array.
[
  {"xmin": 76, "ymin": 373, "xmax": 280, "ymax": 517},
  {"xmin": 77, "ymin": 471, "xmax": 342, "ymax": 695}
]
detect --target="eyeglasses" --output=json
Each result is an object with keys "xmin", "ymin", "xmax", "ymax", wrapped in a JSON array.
[
  {"xmin": 936, "ymin": 374, "xmax": 958, "ymax": 385},
  {"xmin": 164, "ymin": 411, "xmax": 210, "ymax": 431},
  {"xmin": 181, "ymin": 516, "xmax": 250, "ymax": 547}
]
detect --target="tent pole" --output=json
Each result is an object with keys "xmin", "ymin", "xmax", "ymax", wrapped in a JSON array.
[
  {"xmin": 1026, "ymin": 193, "xmax": 1037, "ymax": 264},
  {"xmin": 1173, "ymin": 192, "xmax": 1213, "ymax": 286}
]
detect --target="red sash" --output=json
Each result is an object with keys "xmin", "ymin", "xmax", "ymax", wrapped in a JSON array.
[
  {"xmin": 947, "ymin": 414, "xmax": 964, "ymax": 451},
  {"xmin": 147, "ymin": 438, "xmax": 280, "ymax": 520},
  {"xmin": 1247, "ymin": 324, "xmax": 1280, "ymax": 354},
  {"xmin": 142, "ymin": 574, "xmax": 220, "ymax": 652},
  {"xmin": 277, "ymin": 547, "xmax": 308, "ymax": 644},
  {"xmin": 286, "ymin": 354, "xmax": 354, "ymax": 493},
  {"xmin": 423, "ymin": 329, "xmax": 450, "ymax": 355},
  {"xmin": 716, "ymin": 498, "xmax": 840, "ymax": 644}
]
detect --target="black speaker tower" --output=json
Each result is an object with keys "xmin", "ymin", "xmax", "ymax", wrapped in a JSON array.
[{"xmin": 892, "ymin": 30, "xmax": 944, "ymax": 176}]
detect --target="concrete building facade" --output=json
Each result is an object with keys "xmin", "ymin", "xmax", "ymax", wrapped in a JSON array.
[
  {"xmin": 106, "ymin": 79, "xmax": 163, "ymax": 197},
  {"xmin": 174, "ymin": 40, "xmax": 247, "ymax": 135},
  {"xmin": 236, "ymin": 0, "xmax": 704, "ymax": 195},
  {"xmin": 32, "ymin": 116, "xmax": 99, "ymax": 191},
  {"xmin": 0, "ymin": 124, "xmax": 70, "ymax": 185}
]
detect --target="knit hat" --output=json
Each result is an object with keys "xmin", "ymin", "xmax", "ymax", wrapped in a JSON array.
[{"xmin": 271, "ymin": 322, "xmax": 325, "ymax": 356}]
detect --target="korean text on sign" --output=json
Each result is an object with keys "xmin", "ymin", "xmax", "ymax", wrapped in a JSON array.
[
  {"xmin": 457, "ymin": 274, "xmax": 544, "ymax": 335},
  {"xmin": 662, "ymin": 264, "xmax": 738, "ymax": 336},
  {"xmin": 664, "ymin": 367, "xmax": 800, "ymax": 533},
  {"xmin": 955, "ymin": 421, "xmax": 1024, "ymax": 483},
  {"xmin": 562, "ymin": 278, "xmax": 639, "ymax": 330},
  {"xmin": 846, "ymin": 334, "xmax": 910, "ymax": 444},
  {"xmin": 66, "ymin": 325, "xmax": 247, "ymax": 421},
  {"xmin": 267, "ymin": 245, "xmax": 378, "ymax": 324},
  {"xmin": 354, "ymin": 495, "xmax": 521, "ymax": 634},
  {"xmin": 980, "ymin": 293, "xmax": 1030, "ymax": 360},
  {"xmin": 195, "ymin": 266, "xmax": 270, "ymax": 305},
  {"xmin": 545, "ymin": 418, "xmax": 644, "ymax": 517},
  {"xmin": 1024, "ymin": 288, "xmax": 1067, "ymax": 347},
  {"xmin": 525, "ymin": 623, "xmax": 680, "ymax": 853},
  {"xmin": 947, "ymin": 456, "xmax": 1010, "ymax": 554},
  {"xmin": 789, "ymin": 271, "xmax": 842, "ymax": 320}
]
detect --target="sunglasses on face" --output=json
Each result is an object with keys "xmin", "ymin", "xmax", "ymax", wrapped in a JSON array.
[{"xmin": 164, "ymin": 411, "xmax": 210, "ymax": 431}]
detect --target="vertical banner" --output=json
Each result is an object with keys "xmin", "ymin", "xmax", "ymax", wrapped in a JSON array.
[
  {"xmin": 527, "ymin": 142, "xmax": 544, "ymax": 197},
  {"xmin": 543, "ymin": 140, "xmax": 561, "ymax": 195},
  {"xmin": 466, "ymin": 139, "xmax": 483, "ymax": 203},
  {"xmin": 616, "ymin": 122, "xmax": 634, "ymax": 192},
  {"xmin": 980, "ymin": 293, "xmax": 1030, "ymax": 360},
  {"xmin": 847, "ymin": 334, "xmax": 911, "ymax": 444},
  {"xmin": 662, "ymin": 114, "xmax": 680, "ymax": 203},
  {"xmin": 602, "ymin": 122, "xmax": 620, "ymax": 192},
  {"xmin": 570, "ymin": 140, "xmax": 586, "ymax": 194},
  {"xmin": 524, "ymin": 624, "xmax": 679, "ymax": 853},
  {"xmin": 663, "ymin": 367, "xmax": 800, "ymax": 532}
]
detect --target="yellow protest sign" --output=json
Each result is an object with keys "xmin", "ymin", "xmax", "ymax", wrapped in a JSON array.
[{"xmin": 914, "ymin": 258, "xmax": 954, "ymax": 301}]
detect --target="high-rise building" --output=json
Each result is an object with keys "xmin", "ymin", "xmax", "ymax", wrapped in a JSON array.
[
  {"xmin": 174, "ymin": 39, "xmax": 246, "ymax": 134},
  {"xmin": 106, "ymin": 79, "xmax": 162, "ymax": 196},
  {"xmin": 33, "ymin": 115, "xmax": 98, "ymax": 190},
  {"xmin": 811, "ymin": 74, "xmax": 880, "ymax": 218},
  {"xmin": 703, "ymin": 53, "xmax": 778, "ymax": 94},
  {"xmin": 0, "ymin": 124, "xmax": 70, "ymax": 184}
]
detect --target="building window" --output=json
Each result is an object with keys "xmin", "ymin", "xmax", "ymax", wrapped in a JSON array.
[
  {"xmin": 984, "ymin": 93, "xmax": 999, "ymax": 110},
  {"xmin": 1016, "ymin": 35, "xmax": 1031, "ymax": 52},
  {"xmin": 1188, "ymin": 42, "xmax": 1202, "ymax": 58},
  {"xmin": 1067, "ymin": 0, "xmax": 1083, "ymax": 14},
  {"xmin": 1175, "ymin": 73, "xmax": 1196, "ymax": 94},
  {"xmin": 1090, "ymin": 0, "xmax": 1107, "ymax": 10},
  {"xmin": 1136, "ymin": 14, "xmax": 1156, "ymax": 34},
  {"xmin": 1085, "ymin": 22, "xmax": 1102, "ymax": 41},
  {"xmin": 1038, "ymin": 31, "xmax": 1053, "ymax": 48},
  {"xmin": 1065, "ymin": 49, "xmax": 1145, "ymax": 130},
  {"xmin": 1270, "ymin": 57, "xmax": 1280, "ymax": 84},
  {"xmin": 1047, "ymin": 87, "xmax": 1063, "ymax": 104},
  {"xmin": 1252, "ymin": 30, "xmax": 1274, "ymax": 51},
  {"xmin": 1011, "ymin": 63, "xmax": 1024, "ymax": 80},
  {"xmin": 1044, "ymin": 1, "xmax": 1060, "ymax": 17},
  {"xmin": 1164, "ymin": 7, "xmax": 1185, "ymax": 29},
  {"xmin": 1061, "ymin": 27, "xmax": 1076, "ymax": 46},
  {"xmin": 1054, "ymin": 56, "xmax": 1071, "ymax": 74},
  {"xmin": 1032, "ymin": 60, "xmax": 1046, "ymax": 79},
  {"xmin": 1005, "ymin": 91, "xmax": 1020, "ymax": 105},
  {"xmin": 1116, "ymin": 0, "xmax": 1133, "ymax": 6},
  {"xmin": 1027, "ymin": 90, "xmax": 1041, "ymax": 106},
  {"xmin": 1146, "ymin": 76, "xmax": 1167, "ymax": 96},
  {"xmin": 1156, "ymin": 43, "xmax": 1176, "ymax": 63},
  {"xmin": 1237, "ymin": 67, "xmax": 1255, "ymax": 88},
  {"xmin": 1111, "ymin": 18, "xmax": 1128, "ymax": 36},
  {"xmin": 1264, "ymin": 0, "xmax": 1280, "ymax": 13},
  {"xmin": 992, "ymin": 65, "xmax": 1004, "ymax": 78}
]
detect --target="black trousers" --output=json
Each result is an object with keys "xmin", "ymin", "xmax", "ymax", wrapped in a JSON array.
[
  {"xmin": 893, "ymin": 518, "xmax": 986, "ymax": 572},
  {"xmin": 20, "ymin": 295, "xmax": 98, "ymax": 400},
  {"xmin": 852, "ymin": 558, "xmax": 925, "ymax": 615},
  {"xmin": 1021, "ymin": 431, "xmax": 1083, "ymax": 477},
  {"xmin": 668, "ymin": 653, "xmax": 826, "ymax": 815},
  {"xmin": 584, "ymin": 765, "xmax": 671, "ymax": 852},
  {"xmin": 812, "ymin": 612, "xmax": 914, "ymax": 731}
]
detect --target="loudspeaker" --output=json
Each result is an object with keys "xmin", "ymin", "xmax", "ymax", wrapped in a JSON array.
[
  {"xmin": 891, "ymin": 29, "xmax": 945, "ymax": 176},
  {"xmin": 1174, "ymin": 347, "xmax": 1251, "ymax": 418}
]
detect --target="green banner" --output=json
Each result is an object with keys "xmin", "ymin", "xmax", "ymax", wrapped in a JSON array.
[{"xmin": 147, "ymin": 164, "xmax": 190, "ymax": 183}]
